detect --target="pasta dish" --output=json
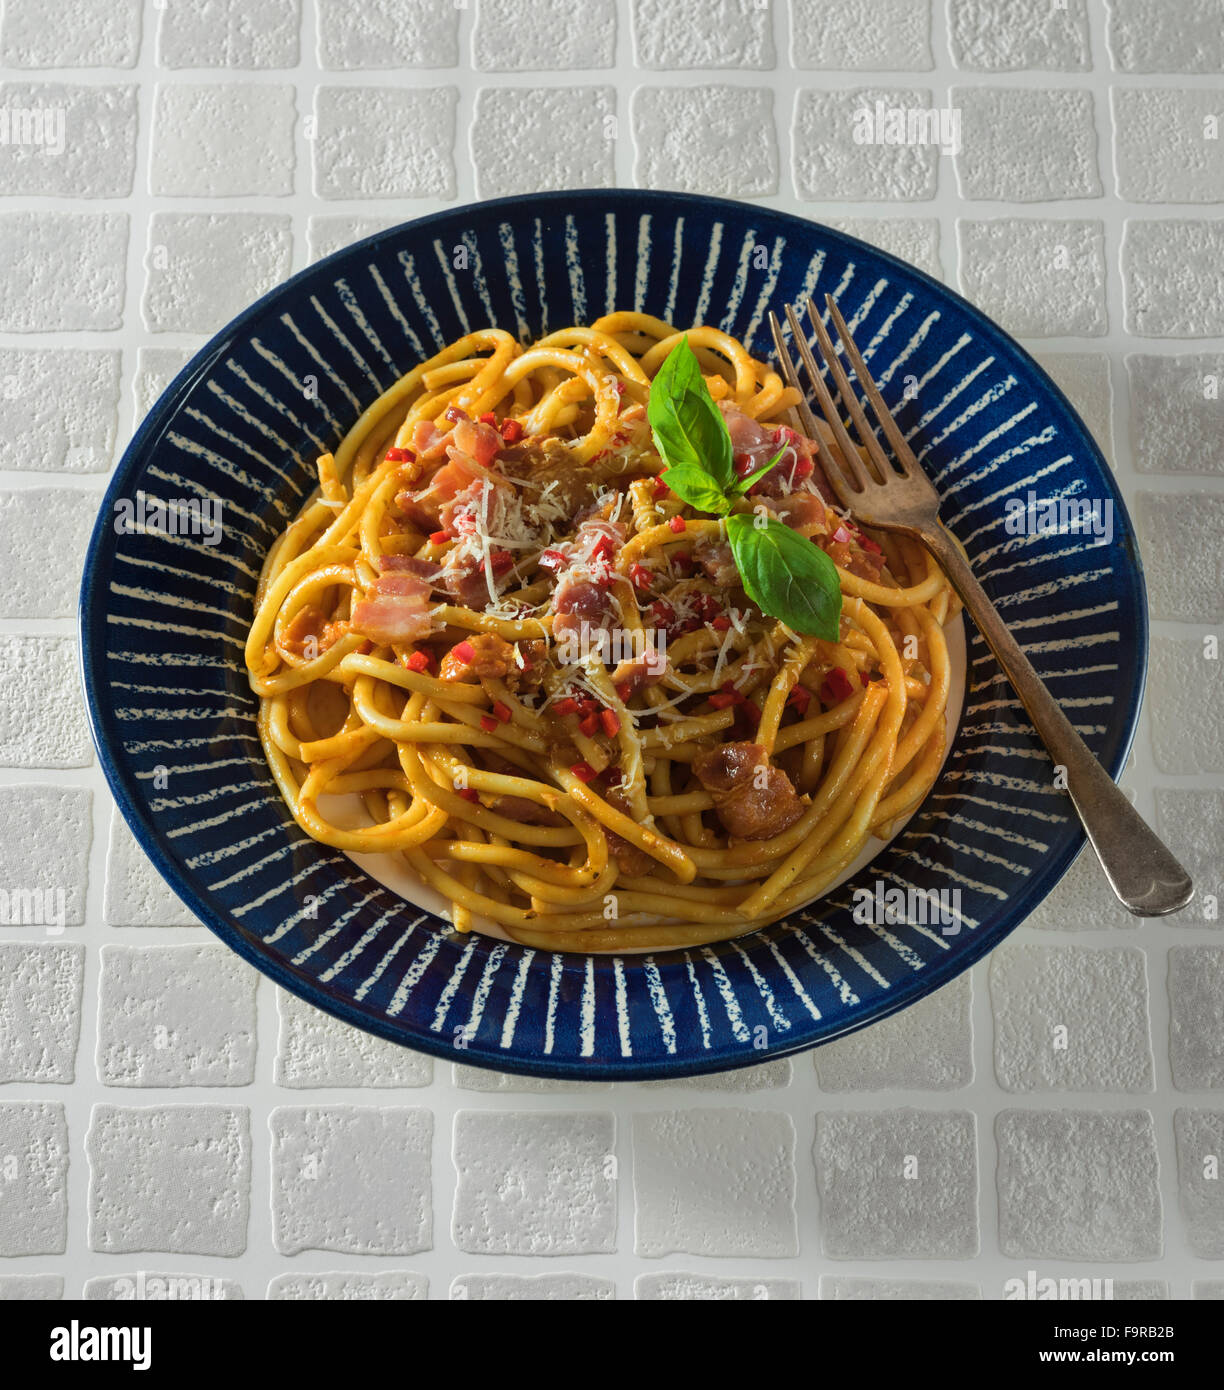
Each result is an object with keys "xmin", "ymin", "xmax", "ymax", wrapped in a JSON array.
[{"xmin": 244, "ymin": 313, "xmax": 958, "ymax": 952}]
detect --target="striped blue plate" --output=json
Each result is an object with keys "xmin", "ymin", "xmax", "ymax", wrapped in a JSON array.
[{"xmin": 80, "ymin": 190, "xmax": 1146, "ymax": 1080}]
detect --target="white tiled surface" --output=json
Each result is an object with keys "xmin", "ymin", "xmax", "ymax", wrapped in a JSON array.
[{"xmin": 0, "ymin": 0, "xmax": 1222, "ymax": 1301}]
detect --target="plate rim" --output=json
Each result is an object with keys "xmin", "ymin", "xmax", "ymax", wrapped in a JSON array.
[{"xmin": 78, "ymin": 187, "xmax": 1149, "ymax": 1080}]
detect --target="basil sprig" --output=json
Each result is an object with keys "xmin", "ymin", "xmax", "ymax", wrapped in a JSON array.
[{"xmin": 646, "ymin": 338, "xmax": 843, "ymax": 642}]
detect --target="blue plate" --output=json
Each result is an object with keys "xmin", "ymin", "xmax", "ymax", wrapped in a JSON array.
[{"xmin": 79, "ymin": 190, "xmax": 1146, "ymax": 1080}]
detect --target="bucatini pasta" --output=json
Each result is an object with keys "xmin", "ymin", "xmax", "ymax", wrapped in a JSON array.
[{"xmin": 244, "ymin": 312, "xmax": 959, "ymax": 952}]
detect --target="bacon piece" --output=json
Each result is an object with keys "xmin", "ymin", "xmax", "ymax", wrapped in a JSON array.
[
  {"xmin": 350, "ymin": 570, "xmax": 433, "ymax": 645},
  {"xmin": 379, "ymin": 553, "xmax": 442, "ymax": 583},
  {"xmin": 692, "ymin": 741, "xmax": 805, "ymax": 841},
  {"xmin": 280, "ymin": 604, "xmax": 349, "ymax": 658},
  {"xmin": 553, "ymin": 572, "xmax": 615, "ymax": 643},
  {"xmin": 488, "ymin": 794, "xmax": 566, "ymax": 826},
  {"xmin": 610, "ymin": 646, "xmax": 668, "ymax": 700},
  {"xmin": 604, "ymin": 788, "xmax": 654, "ymax": 876},
  {"xmin": 696, "ymin": 540, "xmax": 739, "ymax": 587},
  {"xmin": 439, "ymin": 632, "xmax": 516, "ymax": 683},
  {"xmin": 720, "ymin": 401, "xmax": 837, "ymax": 504}
]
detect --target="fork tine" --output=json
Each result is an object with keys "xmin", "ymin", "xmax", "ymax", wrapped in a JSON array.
[
  {"xmin": 767, "ymin": 311, "xmax": 823, "ymax": 446},
  {"xmin": 781, "ymin": 303, "xmax": 872, "ymax": 495},
  {"xmin": 804, "ymin": 299, "xmax": 897, "ymax": 487},
  {"xmin": 824, "ymin": 295, "xmax": 919, "ymax": 476}
]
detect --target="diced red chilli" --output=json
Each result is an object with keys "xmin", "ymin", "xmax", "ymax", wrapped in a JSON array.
[
  {"xmin": 579, "ymin": 698, "xmax": 599, "ymax": 715},
  {"xmin": 645, "ymin": 600, "xmax": 674, "ymax": 629},
  {"xmin": 539, "ymin": 549, "xmax": 567, "ymax": 573},
  {"xmin": 741, "ymin": 699, "xmax": 762, "ymax": 726},
  {"xmin": 787, "ymin": 684, "xmax": 812, "ymax": 716},
  {"xmin": 499, "ymin": 417, "xmax": 524, "ymax": 443},
  {"xmin": 653, "ymin": 478, "xmax": 670, "ymax": 498},
  {"xmin": 599, "ymin": 709, "xmax": 620, "ymax": 737},
  {"xmin": 671, "ymin": 550, "xmax": 694, "ymax": 574},
  {"xmin": 457, "ymin": 787, "xmax": 480, "ymax": 804},
  {"xmin": 668, "ymin": 515, "xmax": 686, "ymax": 534},
  {"xmin": 445, "ymin": 405, "xmax": 465, "ymax": 423},
  {"xmin": 570, "ymin": 761, "xmax": 597, "ymax": 783},
  {"xmin": 792, "ymin": 457, "xmax": 814, "ymax": 480},
  {"xmin": 708, "ymin": 691, "xmax": 739, "ymax": 710},
  {"xmin": 578, "ymin": 713, "xmax": 599, "ymax": 737},
  {"xmin": 429, "ymin": 529, "xmax": 452, "ymax": 545},
  {"xmin": 711, "ymin": 615, "xmax": 731, "ymax": 632},
  {"xmin": 832, "ymin": 524, "xmax": 853, "ymax": 545},
  {"xmin": 405, "ymin": 650, "xmax": 431, "ymax": 673},
  {"xmin": 553, "ymin": 697, "xmax": 579, "ymax": 716},
  {"xmin": 492, "ymin": 700, "xmax": 512, "ymax": 724},
  {"xmin": 384, "ymin": 446, "xmax": 414, "ymax": 463},
  {"xmin": 491, "ymin": 549, "xmax": 514, "ymax": 575},
  {"xmin": 860, "ymin": 535, "xmax": 883, "ymax": 555},
  {"xmin": 820, "ymin": 668, "xmax": 855, "ymax": 704},
  {"xmin": 451, "ymin": 640, "xmax": 475, "ymax": 664},
  {"xmin": 629, "ymin": 563, "xmax": 653, "ymax": 590},
  {"xmin": 589, "ymin": 535, "xmax": 616, "ymax": 565},
  {"xmin": 615, "ymin": 681, "xmax": 633, "ymax": 703},
  {"xmin": 480, "ymin": 714, "xmax": 499, "ymax": 733},
  {"xmin": 479, "ymin": 412, "xmax": 497, "ymax": 426}
]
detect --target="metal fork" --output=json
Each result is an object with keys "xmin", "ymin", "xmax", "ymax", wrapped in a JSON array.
[{"xmin": 770, "ymin": 296, "xmax": 1193, "ymax": 917}]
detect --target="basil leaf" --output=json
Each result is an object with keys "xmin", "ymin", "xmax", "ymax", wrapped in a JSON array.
[
  {"xmin": 725, "ymin": 512, "xmax": 842, "ymax": 641},
  {"xmin": 647, "ymin": 337, "xmax": 734, "ymax": 511},
  {"xmin": 729, "ymin": 445, "xmax": 787, "ymax": 498}
]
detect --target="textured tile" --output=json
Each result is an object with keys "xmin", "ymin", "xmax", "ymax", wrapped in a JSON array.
[
  {"xmin": 1113, "ymin": 89, "xmax": 1224, "ymax": 203},
  {"xmin": 1106, "ymin": 0, "xmax": 1224, "ymax": 73},
  {"xmin": 815, "ymin": 1108, "xmax": 979, "ymax": 1258},
  {"xmin": 634, "ymin": 1108, "xmax": 797, "ymax": 1258},
  {"xmin": 472, "ymin": 87, "xmax": 615, "ymax": 199},
  {"xmin": 0, "ymin": 1275, "xmax": 63, "ymax": 1299},
  {"xmin": 1155, "ymin": 790, "xmax": 1224, "ymax": 925},
  {"xmin": 948, "ymin": 0, "xmax": 1090, "ymax": 71},
  {"xmin": 312, "ymin": 86, "xmax": 456, "ymax": 199},
  {"xmin": 1031, "ymin": 352, "xmax": 1114, "ymax": 460},
  {"xmin": 821, "ymin": 1276, "xmax": 980, "ymax": 1299},
  {"xmin": 0, "ymin": 82, "xmax": 137, "ymax": 197},
  {"xmin": 0, "ymin": 347, "xmax": 119, "ymax": 472},
  {"xmin": 0, "ymin": 637, "xmax": 92, "ymax": 768},
  {"xmin": 0, "ymin": 490, "xmax": 97, "ymax": 618},
  {"xmin": 270, "ymin": 1106, "xmax": 432, "ymax": 1255},
  {"xmin": 83, "ymin": 1272, "xmax": 243, "ymax": 1300},
  {"xmin": 633, "ymin": 86, "xmax": 777, "ymax": 197},
  {"xmin": 642, "ymin": 1058, "xmax": 792, "ymax": 1092},
  {"xmin": 1113, "ymin": 1280, "xmax": 1170, "ymax": 1299},
  {"xmin": 794, "ymin": 87, "xmax": 939, "ymax": 202},
  {"xmin": 1169, "ymin": 947, "xmax": 1224, "ymax": 1090},
  {"xmin": 268, "ymin": 1272, "xmax": 427, "ymax": 1300},
  {"xmin": 473, "ymin": 0, "xmax": 616, "ymax": 70},
  {"xmin": 631, "ymin": 0, "xmax": 774, "ymax": 69},
  {"xmin": 988, "ymin": 944, "xmax": 1154, "ymax": 1092},
  {"xmin": 103, "ymin": 808, "xmax": 197, "ymax": 927},
  {"xmin": 815, "ymin": 976, "xmax": 972, "ymax": 1091},
  {"xmin": 1122, "ymin": 220, "xmax": 1224, "ymax": 337},
  {"xmin": 957, "ymin": 218, "xmax": 1107, "ymax": 337},
  {"xmin": 996, "ymin": 1109, "xmax": 1162, "ymax": 1259},
  {"xmin": 142, "ymin": 212, "xmax": 292, "ymax": 334},
  {"xmin": 453, "ymin": 1063, "xmax": 609, "ymax": 1093},
  {"xmin": 825, "ymin": 217, "xmax": 942, "ymax": 280},
  {"xmin": 0, "ymin": 1102, "xmax": 67, "ymax": 1255},
  {"xmin": 132, "ymin": 347, "xmax": 193, "ymax": 423},
  {"xmin": 0, "ymin": 785, "xmax": 90, "ymax": 926},
  {"xmin": 315, "ymin": 0, "xmax": 459, "ymax": 69},
  {"xmin": 97, "ymin": 945, "xmax": 258, "ymax": 1087},
  {"xmin": 1147, "ymin": 637, "xmax": 1224, "ymax": 776},
  {"xmin": 453, "ymin": 1273, "xmax": 615, "ymax": 1300},
  {"xmin": 1127, "ymin": 354, "xmax": 1224, "ymax": 477},
  {"xmin": 0, "ymin": 211, "xmax": 127, "ymax": 331},
  {"xmin": 0, "ymin": 0, "xmax": 141, "ymax": 67},
  {"xmin": 1135, "ymin": 492, "xmax": 1224, "ymax": 623},
  {"xmin": 1194, "ymin": 1280, "xmax": 1224, "ymax": 1299},
  {"xmin": 307, "ymin": 215, "xmax": 401, "ymax": 263},
  {"xmin": 150, "ymin": 84, "xmax": 296, "ymax": 197},
  {"xmin": 453, "ymin": 1110, "xmax": 616, "ymax": 1255},
  {"xmin": 791, "ymin": 0, "xmax": 932, "ymax": 70},
  {"xmin": 1174, "ymin": 1109, "xmax": 1224, "ymax": 1257},
  {"xmin": 953, "ymin": 88, "xmax": 1100, "ymax": 202},
  {"xmin": 1022, "ymin": 844, "xmax": 1142, "ymax": 931},
  {"xmin": 636, "ymin": 1273, "xmax": 800, "ymax": 1300},
  {"xmin": 275, "ymin": 990, "xmax": 431, "ymax": 1088},
  {"xmin": 87, "ymin": 1105, "xmax": 250, "ymax": 1255},
  {"xmin": 157, "ymin": 0, "xmax": 300, "ymax": 68},
  {"xmin": 0, "ymin": 943, "xmax": 84, "ymax": 1082}
]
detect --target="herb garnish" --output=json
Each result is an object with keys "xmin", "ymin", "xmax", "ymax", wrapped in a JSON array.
[{"xmin": 646, "ymin": 338, "xmax": 843, "ymax": 642}]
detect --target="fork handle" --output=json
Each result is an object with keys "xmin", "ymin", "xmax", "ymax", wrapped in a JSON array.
[{"xmin": 920, "ymin": 525, "xmax": 1193, "ymax": 917}]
